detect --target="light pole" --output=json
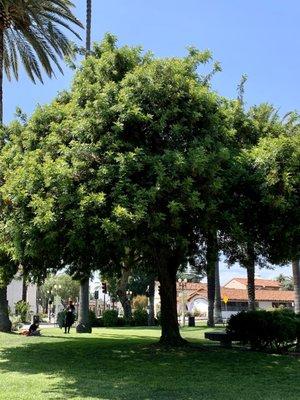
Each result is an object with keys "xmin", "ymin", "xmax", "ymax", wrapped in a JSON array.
[{"xmin": 177, "ymin": 278, "xmax": 187, "ymax": 327}]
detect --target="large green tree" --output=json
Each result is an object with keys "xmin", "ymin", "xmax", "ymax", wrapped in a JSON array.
[
  {"xmin": 250, "ymin": 132, "xmax": 300, "ymax": 312},
  {"xmin": 0, "ymin": 0, "xmax": 82, "ymax": 333},
  {"xmin": 1, "ymin": 36, "xmax": 238, "ymax": 345},
  {"xmin": 221, "ymin": 105, "xmax": 299, "ymax": 311}
]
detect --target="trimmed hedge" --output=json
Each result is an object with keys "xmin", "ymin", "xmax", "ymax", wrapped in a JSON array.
[
  {"xmin": 102, "ymin": 310, "xmax": 118, "ymax": 327},
  {"xmin": 133, "ymin": 309, "xmax": 148, "ymax": 326},
  {"xmin": 227, "ymin": 309, "xmax": 300, "ymax": 352}
]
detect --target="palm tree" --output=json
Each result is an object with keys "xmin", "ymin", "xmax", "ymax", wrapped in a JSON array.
[
  {"xmin": 0, "ymin": 0, "xmax": 81, "ymax": 332},
  {"xmin": 0, "ymin": 0, "xmax": 82, "ymax": 123},
  {"xmin": 76, "ymin": 0, "xmax": 92, "ymax": 333},
  {"xmin": 86, "ymin": 0, "xmax": 92, "ymax": 53},
  {"xmin": 214, "ymin": 257, "xmax": 223, "ymax": 323},
  {"xmin": 292, "ymin": 259, "xmax": 300, "ymax": 314}
]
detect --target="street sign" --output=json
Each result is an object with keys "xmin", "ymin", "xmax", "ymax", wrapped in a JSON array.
[{"xmin": 223, "ymin": 295, "xmax": 229, "ymax": 304}]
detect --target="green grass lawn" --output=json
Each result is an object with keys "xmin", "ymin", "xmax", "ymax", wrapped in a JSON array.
[{"xmin": 0, "ymin": 326, "xmax": 299, "ymax": 400}]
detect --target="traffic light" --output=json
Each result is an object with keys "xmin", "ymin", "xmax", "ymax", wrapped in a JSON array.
[
  {"xmin": 94, "ymin": 290, "xmax": 99, "ymax": 300},
  {"xmin": 102, "ymin": 282, "xmax": 107, "ymax": 294}
]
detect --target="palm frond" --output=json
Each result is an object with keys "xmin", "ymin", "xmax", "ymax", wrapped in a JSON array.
[{"xmin": 0, "ymin": 0, "xmax": 82, "ymax": 82}]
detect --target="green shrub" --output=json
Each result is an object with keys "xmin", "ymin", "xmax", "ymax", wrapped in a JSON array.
[
  {"xmin": 117, "ymin": 317, "xmax": 126, "ymax": 327},
  {"xmin": 227, "ymin": 309, "xmax": 298, "ymax": 352},
  {"xmin": 88, "ymin": 311, "xmax": 104, "ymax": 327},
  {"xmin": 133, "ymin": 309, "xmax": 148, "ymax": 326},
  {"xmin": 132, "ymin": 295, "xmax": 148, "ymax": 310},
  {"xmin": 89, "ymin": 310, "xmax": 100, "ymax": 327},
  {"xmin": 15, "ymin": 301, "xmax": 30, "ymax": 323},
  {"xmin": 11, "ymin": 316, "xmax": 23, "ymax": 331},
  {"xmin": 57, "ymin": 311, "xmax": 66, "ymax": 328},
  {"xmin": 102, "ymin": 310, "xmax": 118, "ymax": 327}
]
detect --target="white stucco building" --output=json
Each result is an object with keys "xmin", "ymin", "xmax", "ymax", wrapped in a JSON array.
[
  {"xmin": 154, "ymin": 278, "xmax": 294, "ymax": 320},
  {"xmin": 7, "ymin": 277, "xmax": 38, "ymax": 314}
]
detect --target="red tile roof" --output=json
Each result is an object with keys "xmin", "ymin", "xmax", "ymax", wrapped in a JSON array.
[
  {"xmin": 187, "ymin": 284, "xmax": 294, "ymax": 302},
  {"xmin": 221, "ymin": 288, "xmax": 294, "ymax": 302},
  {"xmin": 225, "ymin": 278, "xmax": 280, "ymax": 288}
]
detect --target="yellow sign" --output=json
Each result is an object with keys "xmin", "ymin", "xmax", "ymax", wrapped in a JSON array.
[{"xmin": 223, "ymin": 295, "xmax": 229, "ymax": 304}]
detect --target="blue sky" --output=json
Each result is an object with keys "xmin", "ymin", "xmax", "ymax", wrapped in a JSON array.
[{"xmin": 6, "ymin": 0, "xmax": 298, "ymax": 281}]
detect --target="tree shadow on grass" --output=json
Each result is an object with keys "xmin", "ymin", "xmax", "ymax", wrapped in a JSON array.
[{"xmin": 1, "ymin": 333, "xmax": 300, "ymax": 400}]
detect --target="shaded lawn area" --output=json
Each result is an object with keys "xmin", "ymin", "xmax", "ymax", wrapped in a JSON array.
[{"xmin": 0, "ymin": 326, "xmax": 299, "ymax": 400}]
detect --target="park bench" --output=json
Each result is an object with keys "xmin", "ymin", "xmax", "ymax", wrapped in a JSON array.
[{"xmin": 204, "ymin": 331, "xmax": 234, "ymax": 348}]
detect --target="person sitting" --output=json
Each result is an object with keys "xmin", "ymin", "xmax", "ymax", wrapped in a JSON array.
[
  {"xmin": 28, "ymin": 322, "xmax": 40, "ymax": 336},
  {"xmin": 20, "ymin": 322, "xmax": 41, "ymax": 336}
]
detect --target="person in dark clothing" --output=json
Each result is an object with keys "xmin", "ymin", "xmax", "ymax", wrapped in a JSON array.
[
  {"xmin": 20, "ymin": 322, "xmax": 40, "ymax": 336},
  {"xmin": 64, "ymin": 300, "xmax": 75, "ymax": 333}
]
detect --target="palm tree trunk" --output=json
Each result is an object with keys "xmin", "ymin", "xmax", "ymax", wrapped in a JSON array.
[
  {"xmin": 22, "ymin": 278, "xmax": 28, "ymax": 303},
  {"xmin": 76, "ymin": 278, "xmax": 92, "ymax": 333},
  {"xmin": 206, "ymin": 231, "xmax": 218, "ymax": 327},
  {"xmin": 214, "ymin": 257, "xmax": 223, "ymax": 323},
  {"xmin": 292, "ymin": 259, "xmax": 300, "ymax": 314},
  {"xmin": 76, "ymin": 0, "xmax": 93, "ymax": 333},
  {"xmin": 246, "ymin": 245, "xmax": 256, "ymax": 311},
  {"xmin": 147, "ymin": 279, "xmax": 155, "ymax": 326},
  {"xmin": 0, "ymin": 285, "xmax": 11, "ymax": 332},
  {"xmin": 86, "ymin": 0, "xmax": 92, "ymax": 55}
]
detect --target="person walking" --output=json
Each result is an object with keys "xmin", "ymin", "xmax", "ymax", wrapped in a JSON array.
[{"xmin": 64, "ymin": 300, "xmax": 76, "ymax": 334}]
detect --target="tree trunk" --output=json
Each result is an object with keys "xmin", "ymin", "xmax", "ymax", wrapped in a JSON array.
[
  {"xmin": 22, "ymin": 278, "xmax": 27, "ymax": 303},
  {"xmin": 158, "ymin": 255, "xmax": 186, "ymax": 346},
  {"xmin": 117, "ymin": 265, "xmax": 132, "ymax": 319},
  {"xmin": 214, "ymin": 257, "xmax": 223, "ymax": 324},
  {"xmin": 148, "ymin": 279, "xmax": 155, "ymax": 326},
  {"xmin": 246, "ymin": 246, "xmax": 256, "ymax": 311},
  {"xmin": 0, "ymin": 28, "xmax": 3, "ymax": 124},
  {"xmin": 75, "ymin": 2, "xmax": 93, "ymax": 335},
  {"xmin": 86, "ymin": 0, "xmax": 92, "ymax": 55},
  {"xmin": 76, "ymin": 278, "xmax": 92, "ymax": 333},
  {"xmin": 292, "ymin": 259, "xmax": 300, "ymax": 314},
  {"xmin": 206, "ymin": 231, "xmax": 218, "ymax": 327},
  {"xmin": 119, "ymin": 295, "xmax": 132, "ymax": 319},
  {"xmin": 0, "ymin": 286, "xmax": 11, "ymax": 332}
]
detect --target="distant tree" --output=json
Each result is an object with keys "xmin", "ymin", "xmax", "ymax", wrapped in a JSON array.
[
  {"xmin": 221, "ymin": 105, "xmax": 299, "ymax": 311},
  {"xmin": 250, "ymin": 132, "xmax": 300, "ymax": 312},
  {"xmin": 276, "ymin": 274, "xmax": 294, "ymax": 291},
  {"xmin": 39, "ymin": 274, "xmax": 80, "ymax": 307}
]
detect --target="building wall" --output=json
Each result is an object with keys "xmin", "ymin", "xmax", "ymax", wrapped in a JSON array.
[
  {"xmin": 7, "ymin": 277, "xmax": 37, "ymax": 314},
  {"xmin": 27, "ymin": 284, "xmax": 38, "ymax": 314},
  {"xmin": 258, "ymin": 301, "xmax": 272, "ymax": 309},
  {"xmin": 7, "ymin": 279, "xmax": 23, "ymax": 313},
  {"xmin": 188, "ymin": 297, "xmax": 208, "ymax": 317}
]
